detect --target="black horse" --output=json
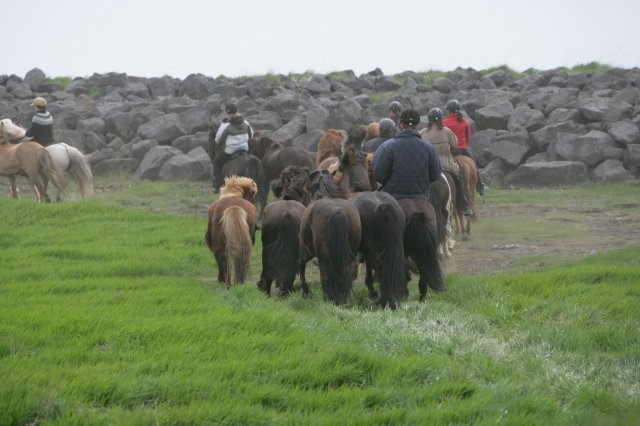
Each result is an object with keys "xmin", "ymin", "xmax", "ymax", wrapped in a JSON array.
[{"xmin": 250, "ymin": 135, "xmax": 315, "ymax": 196}]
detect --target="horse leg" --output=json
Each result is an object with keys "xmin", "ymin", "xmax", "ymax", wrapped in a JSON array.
[
  {"xmin": 257, "ymin": 270, "xmax": 273, "ymax": 296},
  {"xmin": 214, "ymin": 251, "xmax": 227, "ymax": 284},
  {"xmin": 9, "ymin": 176, "xmax": 18, "ymax": 199},
  {"xmin": 363, "ymin": 258, "xmax": 379, "ymax": 301},
  {"xmin": 299, "ymin": 260, "xmax": 311, "ymax": 298}
]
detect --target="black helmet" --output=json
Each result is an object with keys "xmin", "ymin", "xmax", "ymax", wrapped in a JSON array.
[
  {"xmin": 378, "ymin": 118, "xmax": 396, "ymax": 134},
  {"xmin": 388, "ymin": 101, "xmax": 402, "ymax": 113},
  {"xmin": 427, "ymin": 108, "xmax": 444, "ymax": 122},
  {"xmin": 399, "ymin": 109, "xmax": 420, "ymax": 126},
  {"xmin": 446, "ymin": 99, "xmax": 461, "ymax": 113}
]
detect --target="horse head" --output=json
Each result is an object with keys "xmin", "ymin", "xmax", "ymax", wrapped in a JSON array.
[
  {"xmin": 279, "ymin": 165, "xmax": 311, "ymax": 205},
  {"xmin": 0, "ymin": 118, "xmax": 26, "ymax": 143},
  {"xmin": 307, "ymin": 169, "xmax": 346, "ymax": 200},
  {"xmin": 337, "ymin": 147, "xmax": 372, "ymax": 193}
]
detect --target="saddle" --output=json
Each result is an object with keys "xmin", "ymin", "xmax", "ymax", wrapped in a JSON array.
[{"xmin": 229, "ymin": 150, "xmax": 248, "ymax": 159}]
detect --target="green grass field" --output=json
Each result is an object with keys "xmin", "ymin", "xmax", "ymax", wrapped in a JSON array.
[{"xmin": 1, "ymin": 182, "xmax": 639, "ymax": 425}]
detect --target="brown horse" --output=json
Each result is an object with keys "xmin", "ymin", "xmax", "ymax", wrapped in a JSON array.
[
  {"xmin": 453, "ymin": 155, "xmax": 478, "ymax": 239},
  {"xmin": 257, "ymin": 199, "xmax": 306, "ymax": 297},
  {"xmin": 0, "ymin": 121, "xmax": 66, "ymax": 202},
  {"xmin": 297, "ymin": 169, "xmax": 361, "ymax": 305},
  {"xmin": 205, "ymin": 176, "xmax": 258, "ymax": 289},
  {"xmin": 336, "ymin": 146, "xmax": 407, "ymax": 309}
]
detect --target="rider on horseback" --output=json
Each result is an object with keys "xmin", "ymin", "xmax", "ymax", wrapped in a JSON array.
[
  {"xmin": 26, "ymin": 97, "xmax": 54, "ymax": 146},
  {"xmin": 421, "ymin": 108, "xmax": 473, "ymax": 216},
  {"xmin": 373, "ymin": 109, "xmax": 441, "ymax": 199},
  {"xmin": 212, "ymin": 103, "xmax": 253, "ymax": 193},
  {"xmin": 443, "ymin": 99, "xmax": 488, "ymax": 195}
]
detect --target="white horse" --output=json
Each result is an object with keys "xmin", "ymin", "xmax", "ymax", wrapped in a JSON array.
[{"xmin": 1, "ymin": 118, "xmax": 93, "ymax": 200}]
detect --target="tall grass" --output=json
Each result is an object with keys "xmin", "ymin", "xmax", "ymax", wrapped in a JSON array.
[{"xmin": 0, "ymin": 184, "xmax": 639, "ymax": 424}]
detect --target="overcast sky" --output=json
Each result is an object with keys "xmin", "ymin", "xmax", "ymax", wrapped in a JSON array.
[{"xmin": 3, "ymin": 0, "xmax": 639, "ymax": 80}]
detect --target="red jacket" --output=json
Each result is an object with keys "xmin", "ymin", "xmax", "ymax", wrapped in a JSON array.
[{"xmin": 443, "ymin": 113, "xmax": 471, "ymax": 150}]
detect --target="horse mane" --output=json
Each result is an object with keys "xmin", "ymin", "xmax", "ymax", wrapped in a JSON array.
[
  {"xmin": 336, "ymin": 148, "xmax": 372, "ymax": 193},
  {"xmin": 307, "ymin": 169, "xmax": 347, "ymax": 200},
  {"xmin": 0, "ymin": 118, "xmax": 26, "ymax": 143},
  {"xmin": 365, "ymin": 122, "xmax": 379, "ymax": 142},
  {"xmin": 221, "ymin": 176, "xmax": 258, "ymax": 204},
  {"xmin": 316, "ymin": 128, "xmax": 346, "ymax": 165}
]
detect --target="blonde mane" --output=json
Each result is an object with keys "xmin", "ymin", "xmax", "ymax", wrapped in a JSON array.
[{"xmin": 220, "ymin": 176, "xmax": 258, "ymax": 203}]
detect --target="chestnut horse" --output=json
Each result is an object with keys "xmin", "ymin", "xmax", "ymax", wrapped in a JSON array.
[
  {"xmin": 257, "ymin": 199, "xmax": 306, "ymax": 297},
  {"xmin": 205, "ymin": 176, "xmax": 258, "ymax": 289},
  {"xmin": 316, "ymin": 128, "xmax": 346, "ymax": 166},
  {"xmin": 297, "ymin": 169, "xmax": 362, "ymax": 305},
  {"xmin": 452, "ymin": 155, "xmax": 478, "ymax": 239},
  {"xmin": 335, "ymin": 146, "xmax": 407, "ymax": 309},
  {"xmin": 0, "ymin": 119, "xmax": 65, "ymax": 202}
]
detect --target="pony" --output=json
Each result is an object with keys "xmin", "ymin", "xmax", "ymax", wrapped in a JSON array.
[
  {"xmin": 335, "ymin": 146, "xmax": 407, "ymax": 309},
  {"xmin": 45, "ymin": 143, "xmax": 94, "ymax": 201},
  {"xmin": 257, "ymin": 199, "xmax": 306, "ymax": 297},
  {"xmin": 297, "ymin": 169, "xmax": 362, "ymax": 305},
  {"xmin": 430, "ymin": 173, "xmax": 455, "ymax": 258},
  {"xmin": 453, "ymin": 155, "xmax": 478, "ymax": 239},
  {"xmin": 249, "ymin": 135, "xmax": 314, "ymax": 194},
  {"xmin": 0, "ymin": 119, "xmax": 66, "ymax": 202},
  {"xmin": 221, "ymin": 153, "xmax": 268, "ymax": 216},
  {"xmin": 205, "ymin": 176, "xmax": 258, "ymax": 289},
  {"xmin": 316, "ymin": 128, "xmax": 346, "ymax": 166}
]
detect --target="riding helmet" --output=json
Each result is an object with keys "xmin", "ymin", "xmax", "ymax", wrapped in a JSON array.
[
  {"xmin": 31, "ymin": 97, "xmax": 47, "ymax": 108},
  {"xmin": 445, "ymin": 99, "xmax": 461, "ymax": 113},
  {"xmin": 378, "ymin": 118, "xmax": 396, "ymax": 134},
  {"xmin": 388, "ymin": 101, "xmax": 402, "ymax": 113},
  {"xmin": 427, "ymin": 108, "xmax": 444, "ymax": 122}
]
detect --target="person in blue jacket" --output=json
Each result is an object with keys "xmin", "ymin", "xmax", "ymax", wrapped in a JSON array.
[{"xmin": 373, "ymin": 108, "xmax": 441, "ymax": 200}]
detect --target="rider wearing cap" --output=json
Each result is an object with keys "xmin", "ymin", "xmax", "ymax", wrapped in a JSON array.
[
  {"xmin": 362, "ymin": 118, "xmax": 396, "ymax": 153},
  {"xmin": 212, "ymin": 103, "xmax": 254, "ymax": 193},
  {"xmin": 443, "ymin": 99, "xmax": 488, "ymax": 195},
  {"xmin": 421, "ymin": 108, "xmax": 473, "ymax": 216},
  {"xmin": 26, "ymin": 97, "xmax": 54, "ymax": 146},
  {"xmin": 373, "ymin": 109, "xmax": 441, "ymax": 200}
]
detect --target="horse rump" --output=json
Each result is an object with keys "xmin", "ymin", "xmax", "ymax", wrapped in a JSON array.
[
  {"xmin": 220, "ymin": 205, "xmax": 253, "ymax": 285},
  {"xmin": 320, "ymin": 210, "xmax": 358, "ymax": 305},
  {"xmin": 259, "ymin": 201, "xmax": 304, "ymax": 296},
  {"xmin": 373, "ymin": 201, "xmax": 407, "ymax": 308},
  {"xmin": 404, "ymin": 211, "xmax": 446, "ymax": 298}
]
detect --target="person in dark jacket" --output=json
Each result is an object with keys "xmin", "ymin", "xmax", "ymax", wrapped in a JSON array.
[
  {"xmin": 212, "ymin": 103, "xmax": 253, "ymax": 193},
  {"xmin": 373, "ymin": 109, "xmax": 441, "ymax": 200},
  {"xmin": 362, "ymin": 118, "xmax": 396, "ymax": 153},
  {"xmin": 388, "ymin": 101, "xmax": 403, "ymax": 126},
  {"xmin": 25, "ymin": 97, "xmax": 54, "ymax": 146}
]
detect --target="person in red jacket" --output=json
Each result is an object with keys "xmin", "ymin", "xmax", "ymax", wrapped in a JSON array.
[{"xmin": 443, "ymin": 99, "xmax": 487, "ymax": 195}]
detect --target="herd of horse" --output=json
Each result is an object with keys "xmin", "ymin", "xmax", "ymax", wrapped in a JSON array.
[
  {"xmin": 1, "ymin": 116, "xmax": 478, "ymax": 309},
  {"xmin": 206, "ymin": 128, "xmax": 478, "ymax": 309}
]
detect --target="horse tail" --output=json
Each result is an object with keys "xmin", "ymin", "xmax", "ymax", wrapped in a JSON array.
[
  {"xmin": 323, "ymin": 211, "xmax": 355, "ymax": 304},
  {"xmin": 430, "ymin": 180, "xmax": 448, "ymax": 256},
  {"xmin": 66, "ymin": 146, "xmax": 94, "ymax": 200},
  {"xmin": 405, "ymin": 212, "xmax": 446, "ymax": 293},
  {"xmin": 38, "ymin": 148, "xmax": 66, "ymax": 196},
  {"xmin": 221, "ymin": 206, "xmax": 252, "ymax": 285},
  {"xmin": 375, "ymin": 203, "xmax": 407, "ymax": 305},
  {"xmin": 264, "ymin": 212, "xmax": 300, "ymax": 286}
]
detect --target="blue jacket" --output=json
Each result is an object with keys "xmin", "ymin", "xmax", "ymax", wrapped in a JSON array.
[{"xmin": 373, "ymin": 130, "xmax": 441, "ymax": 199}]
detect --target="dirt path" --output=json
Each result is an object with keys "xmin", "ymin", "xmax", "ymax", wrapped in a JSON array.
[{"xmin": 445, "ymin": 202, "xmax": 640, "ymax": 275}]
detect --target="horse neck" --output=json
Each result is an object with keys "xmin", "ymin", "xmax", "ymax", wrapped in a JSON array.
[
  {"xmin": 310, "ymin": 177, "xmax": 347, "ymax": 200},
  {"xmin": 342, "ymin": 158, "xmax": 372, "ymax": 194}
]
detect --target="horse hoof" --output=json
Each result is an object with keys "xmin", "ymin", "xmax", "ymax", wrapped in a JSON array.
[{"xmin": 302, "ymin": 291, "xmax": 312, "ymax": 299}]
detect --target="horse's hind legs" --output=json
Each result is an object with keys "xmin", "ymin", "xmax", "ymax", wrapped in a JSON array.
[
  {"xmin": 299, "ymin": 262, "xmax": 312, "ymax": 299},
  {"xmin": 257, "ymin": 272, "xmax": 273, "ymax": 296}
]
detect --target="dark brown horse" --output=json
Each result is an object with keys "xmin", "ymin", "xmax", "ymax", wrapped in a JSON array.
[
  {"xmin": 297, "ymin": 169, "xmax": 362, "ymax": 305},
  {"xmin": 257, "ymin": 199, "xmax": 306, "ymax": 297},
  {"xmin": 205, "ymin": 176, "xmax": 258, "ymax": 289},
  {"xmin": 250, "ymin": 135, "xmax": 314, "ymax": 194},
  {"xmin": 335, "ymin": 147, "xmax": 407, "ymax": 309}
]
